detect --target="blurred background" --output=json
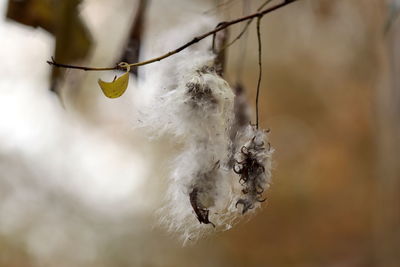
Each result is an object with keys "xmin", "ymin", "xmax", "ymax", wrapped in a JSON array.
[{"xmin": 0, "ymin": 0, "xmax": 399, "ymax": 266}]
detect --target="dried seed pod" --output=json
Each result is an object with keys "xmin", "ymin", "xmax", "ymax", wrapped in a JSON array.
[
  {"xmin": 233, "ymin": 125, "xmax": 273, "ymax": 214},
  {"xmin": 188, "ymin": 160, "xmax": 220, "ymax": 227},
  {"xmin": 189, "ymin": 187, "xmax": 215, "ymax": 227}
]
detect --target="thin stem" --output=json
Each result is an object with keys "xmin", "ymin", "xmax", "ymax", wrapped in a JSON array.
[
  {"xmin": 203, "ymin": 0, "xmax": 238, "ymax": 14},
  {"xmin": 47, "ymin": 57, "xmax": 117, "ymax": 71},
  {"xmin": 125, "ymin": 0, "xmax": 288, "ymax": 68},
  {"xmin": 223, "ymin": 0, "xmax": 274, "ymax": 50},
  {"xmin": 255, "ymin": 16, "xmax": 262, "ymax": 129},
  {"xmin": 225, "ymin": 17, "xmax": 252, "ymax": 49},
  {"xmin": 258, "ymin": 0, "xmax": 275, "ymax": 11},
  {"xmin": 47, "ymin": 0, "xmax": 299, "ymax": 71}
]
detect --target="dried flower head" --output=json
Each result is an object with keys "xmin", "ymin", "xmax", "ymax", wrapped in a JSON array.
[
  {"xmin": 233, "ymin": 125, "xmax": 273, "ymax": 214},
  {"xmin": 139, "ymin": 50, "xmax": 273, "ymax": 243}
]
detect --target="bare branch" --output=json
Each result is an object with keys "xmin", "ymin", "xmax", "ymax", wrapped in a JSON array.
[
  {"xmin": 47, "ymin": 0, "xmax": 299, "ymax": 72},
  {"xmin": 258, "ymin": 0, "xmax": 275, "ymax": 11},
  {"xmin": 47, "ymin": 57, "xmax": 118, "ymax": 71},
  {"xmin": 224, "ymin": 0, "xmax": 274, "ymax": 50},
  {"xmin": 203, "ymin": 0, "xmax": 238, "ymax": 15}
]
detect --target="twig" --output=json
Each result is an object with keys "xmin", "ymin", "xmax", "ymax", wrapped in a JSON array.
[
  {"xmin": 258, "ymin": 0, "xmax": 275, "ymax": 11},
  {"xmin": 47, "ymin": 0, "xmax": 299, "ymax": 71},
  {"xmin": 224, "ymin": 0, "xmax": 274, "ymax": 50},
  {"xmin": 224, "ymin": 18, "xmax": 252, "ymax": 49},
  {"xmin": 255, "ymin": 17, "xmax": 262, "ymax": 129},
  {"xmin": 47, "ymin": 57, "xmax": 117, "ymax": 71},
  {"xmin": 203, "ymin": 0, "xmax": 238, "ymax": 14}
]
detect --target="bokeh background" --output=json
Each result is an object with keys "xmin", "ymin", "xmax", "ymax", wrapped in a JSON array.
[{"xmin": 1, "ymin": 0, "xmax": 399, "ymax": 266}]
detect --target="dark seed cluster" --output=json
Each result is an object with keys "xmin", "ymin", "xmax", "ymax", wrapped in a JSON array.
[
  {"xmin": 234, "ymin": 136, "xmax": 269, "ymax": 214},
  {"xmin": 186, "ymin": 82, "xmax": 218, "ymax": 106},
  {"xmin": 197, "ymin": 65, "xmax": 216, "ymax": 74}
]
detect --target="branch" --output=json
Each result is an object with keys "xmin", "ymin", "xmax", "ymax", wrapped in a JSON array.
[
  {"xmin": 224, "ymin": 0, "xmax": 274, "ymax": 50},
  {"xmin": 203, "ymin": 0, "xmax": 237, "ymax": 15},
  {"xmin": 47, "ymin": 0, "xmax": 299, "ymax": 71}
]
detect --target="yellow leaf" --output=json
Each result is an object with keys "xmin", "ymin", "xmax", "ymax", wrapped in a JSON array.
[{"xmin": 98, "ymin": 71, "xmax": 129, "ymax": 99}]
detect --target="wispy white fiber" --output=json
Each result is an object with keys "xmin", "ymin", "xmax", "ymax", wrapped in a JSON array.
[
  {"xmin": 138, "ymin": 47, "xmax": 274, "ymax": 242},
  {"xmin": 141, "ymin": 52, "xmax": 236, "ymax": 241},
  {"xmin": 136, "ymin": 15, "xmax": 274, "ymax": 244}
]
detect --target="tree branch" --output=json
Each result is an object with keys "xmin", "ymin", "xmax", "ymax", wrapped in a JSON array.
[
  {"xmin": 47, "ymin": 0, "xmax": 300, "ymax": 71},
  {"xmin": 224, "ymin": 0, "xmax": 274, "ymax": 50}
]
